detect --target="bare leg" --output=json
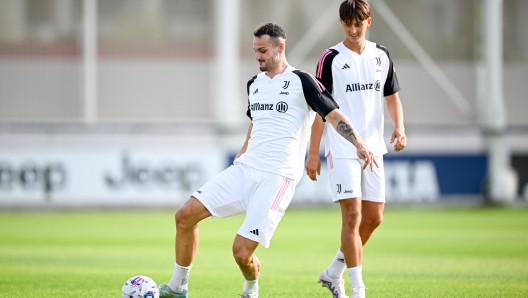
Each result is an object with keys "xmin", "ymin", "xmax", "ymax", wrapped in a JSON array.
[
  {"xmin": 175, "ymin": 196, "xmax": 212, "ymax": 266},
  {"xmin": 359, "ymin": 201, "xmax": 384, "ymax": 245},
  {"xmin": 232, "ymin": 234, "xmax": 260, "ymax": 281},
  {"xmin": 319, "ymin": 198, "xmax": 363, "ymax": 297},
  {"xmin": 339, "ymin": 198, "xmax": 363, "ymax": 268}
]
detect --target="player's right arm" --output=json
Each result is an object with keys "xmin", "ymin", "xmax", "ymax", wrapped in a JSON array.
[
  {"xmin": 305, "ymin": 48, "xmax": 338, "ymax": 180},
  {"xmin": 235, "ymin": 122, "xmax": 253, "ymax": 160},
  {"xmin": 237, "ymin": 74, "xmax": 258, "ymax": 160},
  {"xmin": 306, "ymin": 114, "xmax": 324, "ymax": 181}
]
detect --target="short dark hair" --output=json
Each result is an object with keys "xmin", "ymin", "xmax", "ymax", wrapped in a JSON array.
[
  {"xmin": 339, "ymin": 0, "xmax": 371, "ymax": 24},
  {"xmin": 253, "ymin": 23, "xmax": 287, "ymax": 46}
]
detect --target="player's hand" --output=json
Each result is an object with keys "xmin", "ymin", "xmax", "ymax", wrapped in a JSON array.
[
  {"xmin": 356, "ymin": 143, "xmax": 378, "ymax": 171},
  {"xmin": 390, "ymin": 127, "xmax": 407, "ymax": 152},
  {"xmin": 305, "ymin": 153, "xmax": 321, "ymax": 181}
]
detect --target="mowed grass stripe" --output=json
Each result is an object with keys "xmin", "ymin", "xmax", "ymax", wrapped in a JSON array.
[{"xmin": 0, "ymin": 208, "xmax": 527, "ymax": 297}]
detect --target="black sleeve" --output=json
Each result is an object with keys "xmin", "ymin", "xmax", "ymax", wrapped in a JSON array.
[
  {"xmin": 315, "ymin": 49, "xmax": 339, "ymax": 94},
  {"xmin": 293, "ymin": 70, "xmax": 339, "ymax": 121},
  {"xmin": 376, "ymin": 44, "xmax": 401, "ymax": 96},
  {"xmin": 246, "ymin": 75, "xmax": 257, "ymax": 120}
]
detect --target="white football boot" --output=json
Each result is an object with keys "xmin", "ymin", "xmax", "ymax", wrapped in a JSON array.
[
  {"xmin": 350, "ymin": 285, "xmax": 366, "ymax": 298},
  {"xmin": 318, "ymin": 270, "xmax": 347, "ymax": 298},
  {"xmin": 238, "ymin": 291, "xmax": 258, "ymax": 298}
]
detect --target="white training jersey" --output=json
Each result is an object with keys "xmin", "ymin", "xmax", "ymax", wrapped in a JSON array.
[
  {"xmin": 316, "ymin": 41, "xmax": 401, "ymax": 158},
  {"xmin": 236, "ymin": 66, "xmax": 339, "ymax": 182}
]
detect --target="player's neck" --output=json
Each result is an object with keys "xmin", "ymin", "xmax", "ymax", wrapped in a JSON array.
[
  {"xmin": 343, "ymin": 38, "xmax": 367, "ymax": 55},
  {"xmin": 266, "ymin": 59, "xmax": 289, "ymax": 79}
]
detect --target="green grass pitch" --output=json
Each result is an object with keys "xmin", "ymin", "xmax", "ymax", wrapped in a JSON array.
[{"xmin": 1, "ymin": 207, "xmax": 528, "ymax": 297}]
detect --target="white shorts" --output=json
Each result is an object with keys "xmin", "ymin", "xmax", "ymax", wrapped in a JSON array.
[
  {"xmin": 326, "ymin": 152, "xmax": 385, "ymax": 203},
  {"xmin": 191, "ymin": 161, "xmax": 295, "ymax": 248}
]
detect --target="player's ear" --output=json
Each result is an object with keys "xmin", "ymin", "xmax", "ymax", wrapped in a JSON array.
[
  {"xmin": 278, "ymin": 41, "xmax": 285, "ymax": 53},
  {"xmin": 367, "ymin": 17, "xmax": 372, "ymax": 27}
]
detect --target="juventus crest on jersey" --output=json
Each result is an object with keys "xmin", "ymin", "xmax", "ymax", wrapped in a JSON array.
[
  {"xmin": 236, "ymin": 66, "xmax": 338, "ymax": 182},
  {"xmin": 316, "ymin": 41, "xmax": 401, "ymax": 158}
]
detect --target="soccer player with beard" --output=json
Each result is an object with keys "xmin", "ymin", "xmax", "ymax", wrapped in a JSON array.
[
  {"xmin": 159, "ymin": 22, "xmax": 378, "ymax": 298},
  {"xmin": 307, "ymin": 1, "xmax": 407, "ymax": 297}
]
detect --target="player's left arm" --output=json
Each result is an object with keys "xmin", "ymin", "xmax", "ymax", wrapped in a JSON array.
[
  {"xmin": 325, "ymin": 109, "xmax": 377, "ymax": 171},
  {"xmin": 294, "ymin": 69, "xmax": 378, "ymax": 171},
  {"xmin": 385, "ymin": 92, "xmax": 406, "ymax": 152},
  {"xmin": 378, "ymin": 44, "xmax": 405, "ymax": 152}
]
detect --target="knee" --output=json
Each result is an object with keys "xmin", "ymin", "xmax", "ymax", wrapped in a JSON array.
[
  {"xmin": 363, "ymin": 213, "xmax": 383, "ymax": 229},
  {"xmin": 232, "ymin": 247, "xmax": 252, "ymax": 267},
  {"xmin": 175, "ymin": 205, "xmax": 194, "ymax": 230},
  {"xmin": 343, "ymin": 207, "xmax": 362, "ymax": 226}
]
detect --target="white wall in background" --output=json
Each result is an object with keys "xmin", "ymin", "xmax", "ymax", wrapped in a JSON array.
[{"xmin": 0, "ymin": 148, "xmax": 225, "ymax": 207}]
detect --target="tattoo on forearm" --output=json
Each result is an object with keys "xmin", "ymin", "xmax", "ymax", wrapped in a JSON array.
[{"xmin": 336, "ymin": 120, "xmax": 358, "ymax": 146}]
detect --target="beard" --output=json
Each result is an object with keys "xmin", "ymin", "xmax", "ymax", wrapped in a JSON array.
[
  {"xmin": 259, "ymin": 55, "xmax": 279, "ymax": 72},
  {"xmin": 259, "ymin": 64, "xmax": 267, "ymax": 71}
]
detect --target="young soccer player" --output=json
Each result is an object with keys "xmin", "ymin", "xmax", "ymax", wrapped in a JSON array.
[
  {"xmin": 306, "ymin": 1, "xmax": 407, "ymax": 297},
  {"xmin": 159, "ymin": 22, "xmax": 377, "ymax": 298}
]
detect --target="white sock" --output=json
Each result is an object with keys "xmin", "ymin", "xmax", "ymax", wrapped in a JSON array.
[
  {"xmin": 243, "ymin": 278, "xmax": 259, "ymax": 293},
  {"xmin": 348, "ymin": 265, "xmax": 365, "ymax": 288},
  {"xmin": 168, "ymin": 263, "xmax": 192, "ymax": 293},
  {"xmin": 326, "ymin": 249, "xmax": 346, "ymax": 279}
]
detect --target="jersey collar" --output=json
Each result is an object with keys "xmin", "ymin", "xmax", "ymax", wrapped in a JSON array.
[{"xmin": 263, "ymin": 65, "xmax": 296, "ymax": 79}]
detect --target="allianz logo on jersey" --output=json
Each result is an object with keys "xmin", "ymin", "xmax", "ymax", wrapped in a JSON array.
[
  {"xmin": 250, "ymin": 102, "xmax": 274, "ymax": 111},
  {"xmin": 345, "ymin": 80, "xmax": 381, "ymax": 92},
  {"xmin": 249, "ymin": 101, "xmax": 288, "ymax": 113}
]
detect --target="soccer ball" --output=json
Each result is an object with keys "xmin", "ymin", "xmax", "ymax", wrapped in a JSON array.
[{"xmin": 121, "ymin": 275, "xmax": 160, "ymax": 298}]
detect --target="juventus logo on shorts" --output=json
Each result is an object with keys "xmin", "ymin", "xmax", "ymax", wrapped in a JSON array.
[
  {"xmin": 374, "ymin": 57, "xmax": 381, "ymax": 66},
  {"xmin": 282, "ymin": 81, "xmax": 290, "ymax": 89},
  {"xmin": 336, "ymin": 184, "xmax": 342, "ymax": 194}
]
